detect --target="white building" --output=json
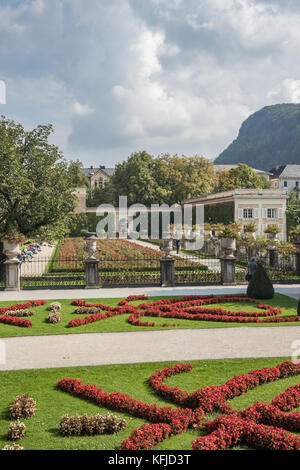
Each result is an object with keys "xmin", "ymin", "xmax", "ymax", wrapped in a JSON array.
[
  {"xmin": 182, "ymin": 189, "xmax": 288, "ymax": 241},
  {"xmin": 270, "ymin": 165, "xmax": 300, "ymax": 198}
]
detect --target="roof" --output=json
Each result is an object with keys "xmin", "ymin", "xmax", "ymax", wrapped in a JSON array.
[
  {"xmin": 214, "ymin": 164, "xmax": 273, "ymax": 176},
  {"xmin": 181, "ymin": 188, "xmax": 288, "ymax": 206},
  {"xmin": 269, "ymin": 165, "xmax": 300, "ymax": 179},
  {"xmin": 82, "ymin": 166, "xmax": 115, "ymax": 178}
]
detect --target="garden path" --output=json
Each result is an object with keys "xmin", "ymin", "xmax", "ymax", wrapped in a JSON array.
[
  {"xmin": 0, "ymin": 325, "xmax": 298, "ymax": 371},
  {"xmin": 126, "ymin": 238, "xmax": 222, "ymax": 272},
  {"xmin": 20, "ymin": 243, "xmax": 56, "ymax": 277},
  {"xmin": 0, "ymin": 284, "xmax": 298, "ymax": 301}
]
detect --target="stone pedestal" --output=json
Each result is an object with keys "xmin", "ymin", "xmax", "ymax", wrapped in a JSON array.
[
  {"xmin": 85, "ymin": 258, "xmax": 100, "ymax": 289},
  {"xmin": 4, "ymin": 259, "xmax": 20, "ymax": 291},
  {"xmin": 220, "ymin": 256, "xmax": 236, "ymax": 285},
  {"xmin": 160, "ymin": 257, "xmax": 175, "ymax": 287}
]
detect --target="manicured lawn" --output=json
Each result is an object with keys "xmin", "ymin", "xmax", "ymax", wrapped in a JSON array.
[
  {"xmin": 0, "ymin": 357, "xmax": 298, "ymax": 450},
  {"xmin": 0, "ymin": 293, "xmax": 299, "ymax": 338}
]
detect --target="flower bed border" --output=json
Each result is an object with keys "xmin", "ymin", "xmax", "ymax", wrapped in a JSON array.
[
  {"xmin": 57, "ymin": 360, "xmax": 300, "ymax": 451},
  {"xmin": 68, "ymin": 294, "xmax": 300, "ymax": 328}
]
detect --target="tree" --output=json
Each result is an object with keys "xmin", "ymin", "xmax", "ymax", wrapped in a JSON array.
[
  {"xmin": 154, "ymin": 154, "xmax": 217, "ymax": 204},
  {"xmin": 247, "ymin": 263, "xmax": 274, "ymax": 299},
  {"xmin": 110, "ymin": 151, "xmax": 168, "ymax": 206},
  {"xmin": 0, "ymin": 116, "xmax": 81, "ymax": 239},
  {"xmin": 286, "ymin": 190, "xmax": 300, "ymax": 231},
  {"xmin": 216, "ymin": 163, "xmax": 271, "ymax": 192}
]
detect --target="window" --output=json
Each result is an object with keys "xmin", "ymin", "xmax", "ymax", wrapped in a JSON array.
[
  {"xmin": 296, "ymin": 181, "xmax": 299, "ymax": 187},
  {"xmin": 243, "ymin": 208, "xmax": 253, "ymax": 219},
  {"xmin": 99, "ymin": 177, "xmax": 104, "ymax": 188},
  {"xmin": 284, "ymin": 181, "xmax": 287, "ymax": 187},
  {"xmin": 267, "ymin": 208, "xmax": 277, "ymax": 219}
]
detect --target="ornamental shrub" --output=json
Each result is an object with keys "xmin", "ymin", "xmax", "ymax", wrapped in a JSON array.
[
  {"xmin": 49, "ymin": 302, "xmax": 61, "ymax": 311},
  {"xmin": 47, "ymin": 311, "xmax": 62, "ymax": 324},
  {"xmin": 7, "ymin": 421, "xmax": 26, "ymax": 441},
  {"xmin": 10, "ymin": 394, "xmax": 36, "ymax": 419},
  {"xmin": 5, "ymin": 309, "xmax": 35, "ymax": 317},
  {"xmin": 2, "ymin": 444, "xmax": 24, "ymax": 450},
  {"xmin": 247, "ymin": 263, "xmax": 274, "ymax": 299},
  {"xmin": 59, "ymin": 413, "xmax": 126, "ymax": 436}
]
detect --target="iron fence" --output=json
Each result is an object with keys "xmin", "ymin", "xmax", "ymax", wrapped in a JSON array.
[
  {"xmin": 235, "ymin": 252, "xmax": 300, "ymax": 284},
  {"xmin": 98, "ymin": 256, "xmax": 161, "ymax": 286},
  {"xmin": 174, "ymin": 254, "xmax": 221, "ymax": 285},
  {"xmin": 20, "ymin": 256, "xmax": 85, "ymax": 288}
]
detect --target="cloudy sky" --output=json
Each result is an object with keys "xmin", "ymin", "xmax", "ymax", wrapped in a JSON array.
[{"xmin": 1, "ymin": 0, "xmax": 300, "ymax": 167}]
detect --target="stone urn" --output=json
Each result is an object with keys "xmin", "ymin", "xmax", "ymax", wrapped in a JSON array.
[
  {"xmin": 160, "ymin": 231, "xmax": 173, "ymax": 257},
  {"xmin": 245, "ymin": 231, "xmax": 256, "ymax": 240},
  {"xmin": 2, "ymin": 240, "xmax": 21, "ymax": 261},
  {"xmin": 266, "ymin": 232, "xmax": 277, "ymax": 241},
  {"xmin": 221, "ymin": 237, "xmax": 236, "ymax": 258},
  {"xmin": 84, "ymin": 233, "xmax": 98, "ymax": 259}
]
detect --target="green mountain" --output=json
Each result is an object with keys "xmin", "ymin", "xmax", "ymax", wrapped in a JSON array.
[{"xmin": 215, "ymin": 103, "xmax": 300, "ymax": 170}]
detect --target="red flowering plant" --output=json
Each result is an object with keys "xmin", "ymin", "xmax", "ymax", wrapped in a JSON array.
[
  {"xmin": 0, "ymin": 300, "xmax": 46, "ymax": 328},
  {"xmin": 57, "ymin": 360, "xmax": 300, "ymax": 451},
  {"xmin": 0, "ymin": 232, "xmax": 27, "ymax": 244},
  {"xmin": 68, "ymin": 294, "xmax": 300, "ymax": 329}
]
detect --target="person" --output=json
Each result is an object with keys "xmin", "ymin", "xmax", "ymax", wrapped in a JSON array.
[
  {"xmin": 17, "ymin": 253, "xmax": 23, "ymax": 266},
  {"xmin": 246, "ymin": 257, "xmax": 257, "ymax": 281},
  {"xmin": 175, "ymin": 238, "xmax": 181, "ymax": 254}
]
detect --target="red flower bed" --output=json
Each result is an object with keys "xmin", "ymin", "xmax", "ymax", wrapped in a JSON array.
[
  {"xmin": 0, "ymin": 300, "xmax": 45, "ymax": 328},
  {"xmin": 0, "ymin": 316, "xmax": 32, "ymax": 328},
  {"xmin": 57, "ymin": 360, "xmax": 300, "ymax": 450},
  {"xmin": 68, "ymin": 294, "xmax": 299, "ymax": 328},
  {"xmin": 0, "ymin": 300, "xmax": 46, "ymax": 316}
]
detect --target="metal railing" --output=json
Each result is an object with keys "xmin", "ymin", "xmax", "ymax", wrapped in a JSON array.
[{"xmin": 235, "ymin": 252, "xmax": 300, "ymax": 284}]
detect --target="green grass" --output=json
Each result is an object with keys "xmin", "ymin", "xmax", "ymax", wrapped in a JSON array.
[
  {"xmin": 0, "ymin": 357, "xmax": 298, "ymax": 450},
  {"xmin": 0, "ymin": 293, "xmax": 298, "ymax": 338}
]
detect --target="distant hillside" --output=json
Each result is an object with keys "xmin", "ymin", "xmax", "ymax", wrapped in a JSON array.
[{"xmin": 215, "ymin": 103, "xmax": 300, "ymax": 171}]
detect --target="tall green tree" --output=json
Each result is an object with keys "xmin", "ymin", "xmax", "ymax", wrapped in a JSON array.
[
  {"xmin": 286, "ymin": 190, "xmax": 300, "ymax": 231},
  {"xmin": 0, "ymin": 116, "xmax": 81, "ymax": 239},
  {"xmin": 154, "ymin": 154, "xmax": 217, "ymax": 203},
  {"xmin": 216, "ymin": 163, "xmax": 271, "ymax": 192},
  {"xmin": 110, "ymin": 151, "xmax": 168, "ymax": 206}
]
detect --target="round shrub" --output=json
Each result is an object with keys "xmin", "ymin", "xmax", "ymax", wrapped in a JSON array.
[
  {"xmin": 2, "ymin": 444, "xmax": 24, "ymax": 450},
  {"xmin": 47, "ymin": 311, "xmax": 62, "ymax": 324},
  {"xmin": 10, "ymin": 394, "xmax": 36, "ymax": 420},
  {"xmin": 7, "ymin": 421, "xmax": 26, "ymax": 441},
  {"xmin": 49, "ymin": 302, "xmax": 61, "ymax": 311}
]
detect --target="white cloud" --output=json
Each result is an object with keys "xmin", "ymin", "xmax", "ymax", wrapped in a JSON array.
[
  {"xmin": 73, "ymin": 100, "xmax": 95, "ymax": 117},
  {"xmin": 268, "ymin": 79, "xmax": 300, "ymax": 103},
  {"xmin": 2, "ymin": 0, "xmax": 300, "ymax": 164}
]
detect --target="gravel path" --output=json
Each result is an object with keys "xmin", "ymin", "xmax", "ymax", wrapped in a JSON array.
[
  {"xmin": 0, "ymin": 326, "xmax": 299, "ymax": 371},
  {"xmin": 20, "ymin": 243, "xmax": 56, "ymax": 277},
  {"xmin": 0, "ymin": 284, "xmax": 299, "ymax": 301}
]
